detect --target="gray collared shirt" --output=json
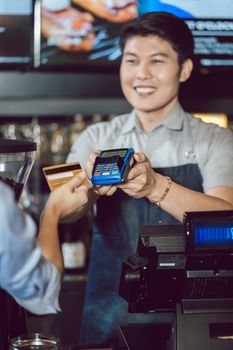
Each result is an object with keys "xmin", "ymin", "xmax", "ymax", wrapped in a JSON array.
[{"xmin": 68, "ymin": 103, "xmax": 233, "ymax": 192}]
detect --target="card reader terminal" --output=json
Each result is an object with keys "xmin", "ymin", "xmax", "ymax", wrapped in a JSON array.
[{"xmin": 91, "ymin": 148, "xmax": 135, "ymax": 185}]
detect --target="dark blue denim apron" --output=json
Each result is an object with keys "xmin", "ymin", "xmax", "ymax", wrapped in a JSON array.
[{"xmin": 80, "ymin": 164, "xmax": 203, "ymax": 345}]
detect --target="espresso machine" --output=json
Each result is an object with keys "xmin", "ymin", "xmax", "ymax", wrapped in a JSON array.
[{"xmin": 0, "ymin": 138, "xmax": 37, "ymax": 350}]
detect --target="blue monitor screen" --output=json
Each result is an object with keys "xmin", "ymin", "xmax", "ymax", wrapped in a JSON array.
[
  {"xmin": 184, "ymin": 211, "xmax": 233, "ymax": 253},
  {"xmin": 39, "ymin": 0, "xmax": 233, "ymax": 72},
  {"xmin": 195, "ymin": 224, "xmax": 233, "ymax": 247}
]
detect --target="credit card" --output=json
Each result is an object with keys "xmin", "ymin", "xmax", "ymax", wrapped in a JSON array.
[{"xmin": 43, "ymin": 162, "xmax": 82, "ymax": 191}]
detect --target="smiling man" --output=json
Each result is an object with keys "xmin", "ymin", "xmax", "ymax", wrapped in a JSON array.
[
  {"xmin": 67, "ymin": 12, "xmax": 233, "ymax": 346},
  {"xmin": 120, "ymin": 35, "xmax": 192, "ymax": 132}
]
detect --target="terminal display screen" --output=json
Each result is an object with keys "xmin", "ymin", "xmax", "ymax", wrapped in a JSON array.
[
  {"xmin": 184, "ymin": 210, "xmax": 233, "ymax": 253},
  {"xmin": 101, "ymin": 149, "xmax": 128, "ymax": 158}
]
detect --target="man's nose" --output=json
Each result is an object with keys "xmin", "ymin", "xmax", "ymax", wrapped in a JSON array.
[{"xmin": 136, "ymin": 62, "xmax": 153, "ymax": 80}]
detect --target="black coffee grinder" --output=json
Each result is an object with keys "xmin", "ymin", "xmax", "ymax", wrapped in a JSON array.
[{"xmin": 0, "ymin": 139, "xmax": 37, "ymax": 350}]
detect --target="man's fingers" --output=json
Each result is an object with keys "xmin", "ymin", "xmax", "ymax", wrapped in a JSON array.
[
  {"xmin": 125, "ymin": 161, "xmax": 147, "ymax": 181},
  {"xmin": 105, "ymin": 186, "xmax": 117, "ymax": 196},
  {"xmin": 133, "ymin": 152, "xmax": 147, "ymax": 163}
]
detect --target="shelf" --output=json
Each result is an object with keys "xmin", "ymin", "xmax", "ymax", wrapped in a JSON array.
[
  {"xmin": 0, "ymin": 71, "xmax": 232, "ymax": 115},
  {"xmin": 0, "ymin": 97, "xmax": 131, "ymax": 116}
]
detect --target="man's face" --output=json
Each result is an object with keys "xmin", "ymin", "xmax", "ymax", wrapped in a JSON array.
[{"xmin": 120, "ymin": 35, "xmax": 187, "ymax": 116}]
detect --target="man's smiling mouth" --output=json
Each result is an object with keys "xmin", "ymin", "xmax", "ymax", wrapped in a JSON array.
[{"xmin": 134, "ymin": 86, "xmax": 156, "ymax": 94}]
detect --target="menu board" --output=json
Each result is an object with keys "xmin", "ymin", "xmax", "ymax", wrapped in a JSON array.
[
  {"xmin": 38, "ymin": 0, "xmax": 233, "ymax": 72},
  {"xmin": 0, "ymin": 0, "xmax": 33, "ymax": 69}
]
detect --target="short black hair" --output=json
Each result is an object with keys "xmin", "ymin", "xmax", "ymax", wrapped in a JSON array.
[{"xmin": 120, "ymin": 11, "xmax": 194, "ymax": 66}]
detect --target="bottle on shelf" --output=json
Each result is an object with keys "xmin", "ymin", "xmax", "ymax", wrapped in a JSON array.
[{"xmin": 59, "ymin": 215, "xmax": 92, "ymax": 275}]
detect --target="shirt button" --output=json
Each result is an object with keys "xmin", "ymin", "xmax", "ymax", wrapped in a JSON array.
[{"xmin": 158, "ymin": 220, "xmax": 163, "ymax": 224}]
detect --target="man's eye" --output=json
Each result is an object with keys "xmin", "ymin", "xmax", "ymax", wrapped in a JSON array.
[
  {"xmin": 152, "ymin": 59, "xmax": 164, "ymax": 64},
  {"xmin": 126, "ymin": 59, "xmax": 136, "ymax": 64}
]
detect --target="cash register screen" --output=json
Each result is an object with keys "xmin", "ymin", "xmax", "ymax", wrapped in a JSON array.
[{"xmin": 184, "ymin": 210, "xmax": 233, "ymax": 254}]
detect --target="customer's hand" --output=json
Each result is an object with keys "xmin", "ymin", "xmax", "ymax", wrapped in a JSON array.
[{"xmin": 44, "ymin": 171, "xmax": 92, "ymax": 222}]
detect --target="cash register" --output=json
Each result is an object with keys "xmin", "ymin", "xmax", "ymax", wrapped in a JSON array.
[{"xmin": 119, "ymin": 210, "xmax": 233, "ymax": 350}]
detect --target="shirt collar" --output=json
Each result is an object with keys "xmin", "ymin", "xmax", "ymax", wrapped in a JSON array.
[
  {"xmin": 120, "ymin": 103, "xmax": 184, "ymax": 135},
  {"xmin": 120, "ymin": 110, "xmax": 138, "ymax": 135},
  {"xmin": 162, "ymin": 103, "xmax": 184, "ymax": 131}
]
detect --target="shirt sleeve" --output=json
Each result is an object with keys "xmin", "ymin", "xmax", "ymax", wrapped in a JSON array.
[
  {"xmin": 0, "ymin": 182, "xmax": 61, "ymax": 314},
  {"xmin": 194, "ymin": 124, "xmax": 233, "ymax": 191}
]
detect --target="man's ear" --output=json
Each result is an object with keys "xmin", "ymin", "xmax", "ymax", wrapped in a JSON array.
[{"xmin": 179, "ymin": 59, "xmax": 193, "ymax": 82}]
